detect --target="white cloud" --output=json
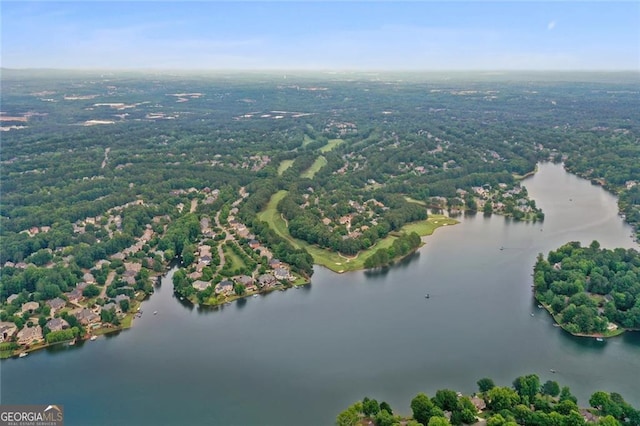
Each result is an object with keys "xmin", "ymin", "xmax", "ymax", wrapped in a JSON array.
[{"xmin": 547, "ymin": 21, "xmax": 556, "ymax": 30}]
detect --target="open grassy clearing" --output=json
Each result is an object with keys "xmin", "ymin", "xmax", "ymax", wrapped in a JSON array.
[
  {"xmin": 300, "ymin": 155, "xmax": 327, "ymax": 179},
  {"xmin": 222, "ymin": 244, "xmax": 247, "ymax": 271},
  {"xmin": 319, "ymin": 138, "xmax": 344, "ymax": 153},
  {"xmin": 404, "ymin": 196, "xmax": 427, "ymax": 206},
  {"xmin": 277, "ymin": 159, "xmax": 294, "ymax": 175},
  {"xmin": 258, "ymin": 191, "xmax": 459, "ymax": 273},
  {"xmin": 302, "ymin": 134, "xmax": 315, "ymax": 147}
]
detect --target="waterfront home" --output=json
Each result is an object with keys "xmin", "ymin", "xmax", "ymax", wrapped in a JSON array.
[
  {"xmin": 235, "ymin": 275, "xmax": 256, "ymax": 292},
  {"xmin": 75, "ymin": 308, "xmax": 100, "ymax": 326},
  {"xmin": 7, "ymin": 294, "xmax": 19, "ymax": 304},
  {"xmin": 0, "ymin": 322, "xmax": 17, "ymax": 342},
  {"xmin": 17, "ymin": 325, "xmax": 43, "ymax": 345},
  {"xmin": 46, "ymin": 317, "xmax": 69, "ymax": 332},
  {"xmin": 21, "ymin": 301, "xmax": 39, "ymax": 314},
  {"xmin": 114, "ymin": 294, "xmax": 130, "ymax": 304},
  {"xmin": 257, "ymin": 274, "xmax": 277, "ymax": 289},
  {"xmin": 192, "ymin": 280, "xmax": 211, "ymax": 291},
  {"xmin": 102, "ymin": 303, "xmax": 120, "ymax": 314},
  {"xmin": 470, "ymin": 397, "xmax": 486, "ymax": 412},
  {"xmin": 214, "ymin": 280, "xmax": 234, "ymax": 297},
  {"xmin": 46, "ymin": 297, "xmax": 67, "ymax": 314},
  {"xmin": 274, "ymin": 268, "xmax": 291, "ymax": 281}
]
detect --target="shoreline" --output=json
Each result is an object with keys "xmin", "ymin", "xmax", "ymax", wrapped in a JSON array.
[{"xmin": 533, "ymin": 294, "xmax": 628, "ymax": 339}]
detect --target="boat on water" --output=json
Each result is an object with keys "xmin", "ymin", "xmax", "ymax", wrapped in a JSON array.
[
  {"xmin": 550, "ymin": 369, "xmax": 556, "ymax": 373},
  {"xmin": 596, "ymin": 337, "xmax": 604, "ymax": 342},
  {"xmin": 425, "ymin": 294, "xmax": 430, "ymax": 299},
  {"xmin": 253, "ymin": 294, "xmax": 259, "ymax": 298},
  {"xmin": 90, "ymin": 335, "xmax": 97, "ymax": 341},
  {"xmin": 537, "ymin": 304, "xmax": 543, "ymax": 308},
  {"xmin": 531, "ymin": 313, "xmax": 535, "ymax": 317},
  {"xmin": 153, "ymin": 311, "xmax": 158, "ymax": 315},
  {"xmin": 499, "ymin": 246, "xmax": 504, "ymax": 251},
  {"xmin": 19, "ymin": 352, "xmax": 28, "ymax": 358}
]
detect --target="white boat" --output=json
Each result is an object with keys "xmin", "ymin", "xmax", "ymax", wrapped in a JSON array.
[
  {"xmin": 253, "ymin": 294, "xmax": 259, "ymax": 298},
  {"xmin": 596, "ymin": 337, "xmax": 604, "ymax": 342},
  {"xmin": 90, "ymin": 336, "xmax": 97, "ymax": 341},
  {"xmin": 19, "ymin": 352, "xmax": 28, "ymax": 358},
  {"xmin": 153, "ymin": 311, "xmax": 158, "ymax": 315}
]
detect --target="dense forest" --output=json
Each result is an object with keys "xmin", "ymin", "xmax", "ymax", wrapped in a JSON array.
[
  {"xmin": 534, "ymin": 241, "xmax": 640, "ymax": 335},
  {"xmin": 336, "ymin": 373, "xmax": 639, "ymax": 426}
]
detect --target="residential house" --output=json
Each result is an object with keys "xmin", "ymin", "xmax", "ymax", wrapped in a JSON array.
[
  {"xmin": 235, "ymin": 275, "xmax": 256, "ymax": 292},
  {"xmin": 65, "ymin": 288, "xmax": 83, "ymax": 303},
  {"xmin": 75, "ymin": 309, "xmax": 100, "ymax": 326},
  {"xmin": 199, "ymin": 255, "xmax": 212, "ymax": 265},
  {"xmin": 0, "ymin": 322, "xmax": 17, "ymax": 342},
  {"xmin": 46, "ymin": 318, "xmax": 69, "ymax": 332},
  {"xmin": 269, "ymin": 258, "xmax": 282, "ymax": 269},
  {"xmin": 102, "ymin": 303, "xmax": 121, "ymax": 314},
  {"xmin": 17, "ymin": 325, "xmax": 43, "ymax": 345},
  {"xmin": 470, "ymin": 397, "xmax": 486, "ymax": 412},
  {"xmin": 83, "ymin": 272, "xmax": 96, "ymax": 284},
  {"xmin": 214, "ymin": 280, "xmax": 234, "ymax": 297},
  {"xmin": 248, "ymin": 240, "xmax": 260, "ymax": 250},
  {"xmin": 257, "ymin": 274, "xmax": 277, "ymax": 289},
  {"xmin": 274, "ymin": 268, "xmax": 291, "ymax": 281},
  {"xmin": 114, "ymin": 294, "xmax": 130, "ymax": 305},
  {"xmin": 21, "ymin": 301, "xmax": 39, "ymax": 314},
  {"xmin": 47, "ymin": 297, "xmax": 66, "ymax": 314},
  {"xmin": 192, "ymin": 280, "xmax": 211, "ymax": 291}
]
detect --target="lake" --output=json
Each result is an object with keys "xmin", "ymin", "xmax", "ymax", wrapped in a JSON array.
[{"xmin": 1, "ymin": 163, "xmax": 638, "ymax": 425}]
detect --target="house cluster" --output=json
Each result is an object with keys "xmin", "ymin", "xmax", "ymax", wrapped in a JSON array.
[{"xmin": 2, "ymin": 288, "xmax": 133, "ymax": 349}]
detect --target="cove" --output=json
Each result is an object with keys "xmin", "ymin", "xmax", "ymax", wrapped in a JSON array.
[{"xmin": 1, "ymin": 163, "xmax": 638, "ymax": 426}]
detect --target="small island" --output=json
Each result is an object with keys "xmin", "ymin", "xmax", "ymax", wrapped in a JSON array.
[
  {"xmin": 336, "ymin": 373, "xmax": 639, "ymax": 426},
  {"xmin": 533, "ymin": 241, "xmax": 640, "ymax": 338}
]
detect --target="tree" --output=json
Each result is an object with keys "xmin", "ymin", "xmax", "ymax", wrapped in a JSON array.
[
  {"xmin": 434, "ymin": 389, "xmax": 459, "ymax": 412},
  {"xmin": 380, "ymin": 401, "xmax": 393, "ymax": 415},
  {"xmin": 411, "ymin": 393, "xmax": 435, "ymax": 426},
  {"xmin": 541, "ymin": 380, "xmax": 560, "ymax": 397},
  {"xmin": 336, "ymin": 406, "xmax": 359, "ymax": 426},
  {"xmin": 477, "ymin": 377, "xmax": 495, "ymax": 393},
  {"xmin": 119, "ymin": 299, "xmax": 130, "ymax": 313},
  {"xmin": 486, "ymin": 387, "xmax": 520, "ymax": 412},
  {"xmin": 559, "ymin": 386, "xmax": 577, "ymax": 404},
  {"xmin": 82, "ymin": 284, "xmax": 100, "ymax": 298},
  {"xmin": 428, "ymin": 417, "xmax": 450, "ymax": 426},
  {"xmin": 362, "ymin": 397, "xmax": 380, "ymax": 417}
]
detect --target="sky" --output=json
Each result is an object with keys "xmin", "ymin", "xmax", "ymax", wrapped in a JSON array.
[{"xmin": 1, "ymin": 1, "xmax": 639, "ymax": 71}]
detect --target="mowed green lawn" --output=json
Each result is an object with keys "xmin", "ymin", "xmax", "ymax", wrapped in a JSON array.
[
  {"xmin": 302, "ymin": 134, "xmax": 315, "ymax": 147},
  {"xmin": 223, "ymin": 245, "xmax": 246, "ymax": 271},
  {"xmin": 277, "ymin": 159, "xmax": 294, "ymax": 176},
  {"xmin": 258, "ymin": 191, "xmax": 458, "ymax": 273},
  {"xmin": 319, "ymin": 138, "xmax": 344, "ymax": 153},
  {"xmin": 300, "ymin": 156, "xmax": 327, "ymax": 179}
]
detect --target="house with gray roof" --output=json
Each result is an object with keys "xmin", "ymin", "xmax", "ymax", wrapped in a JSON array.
[
  {"xmin": 47, "ymin": 297, "xmax": 66, "ymax": 313},
  {"xmin": 192, "ymin": 280, "xmax": 211, "ymax": 291},
  {"xmin": 214, "ymin": 280, "xmax": 234, "ymax": 296},
  {"xmin": 257, "ymin": 274, "xmax": 277, "ymax": 288},
  {"xmin": 75, "ymin": 308, "xmax": 100, "ymax": 326},
  {"xmin": 46, "ymin": 317, "xmax": 69, "ymax": 332}
]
